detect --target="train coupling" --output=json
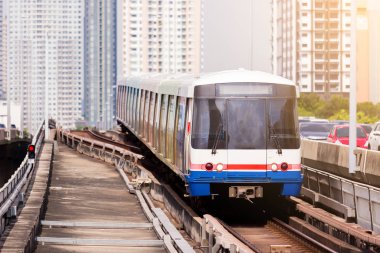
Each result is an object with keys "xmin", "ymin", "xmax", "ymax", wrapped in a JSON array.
[{"xmin": 228, "ymin": 186, "xmax": 263, "ymax": 200}]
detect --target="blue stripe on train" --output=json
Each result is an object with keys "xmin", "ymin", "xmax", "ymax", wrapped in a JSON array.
[{"xmin": 185, "ymin": 170, "xmax": 303, "ymax": 197}]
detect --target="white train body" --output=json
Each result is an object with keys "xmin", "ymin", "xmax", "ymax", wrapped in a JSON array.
[{"xmin": 117, "ymin": 70, "xmax": 302, "ymax": 198}]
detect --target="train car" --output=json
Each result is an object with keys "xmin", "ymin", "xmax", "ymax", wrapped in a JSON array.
[{"xmin": 117, "ymin": 69, "xmax": 302, "ymax": 200}]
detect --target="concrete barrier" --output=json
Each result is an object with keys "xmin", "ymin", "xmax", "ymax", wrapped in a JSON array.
[
  {"xmin": 301, "ymin": 140, "xmax": 380, "ymax": 188},
  {"xmin": 302, "ymin": 139, "xmax": 380, "ymax": 233}
]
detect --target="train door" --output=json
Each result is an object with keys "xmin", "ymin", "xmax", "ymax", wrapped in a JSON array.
[{"xmin": 226, "ymin": 99, "xmax": 267, "ymax": 179}]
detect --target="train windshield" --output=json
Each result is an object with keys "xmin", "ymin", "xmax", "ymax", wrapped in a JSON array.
[{"xmin": 191, "ymin": 98, "xmax": 300, "ymax": 149}]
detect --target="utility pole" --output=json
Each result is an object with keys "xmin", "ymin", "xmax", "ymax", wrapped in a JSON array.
[{"xmin": 349, "ymin": 0, "xmax": 357, "ymax": 174}]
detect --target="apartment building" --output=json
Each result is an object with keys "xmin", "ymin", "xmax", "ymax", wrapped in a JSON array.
[
  {"xmin": 118, "ymin": 0, "xmax": 201, "ymax": 77},
  {"xmin": 274, "ymin": 0, "xmax": 352, "ymax": 95},
  {"xmin": 0, "ymin": 0, "xmax": 3, "ymax": 100},
  {"xmin": 6, "ymin": 0, "xmax": 83, "ymax": 133}
]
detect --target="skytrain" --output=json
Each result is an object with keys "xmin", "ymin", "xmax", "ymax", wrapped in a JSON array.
[{"xmin": 117, "ymin": 69, "xmax": 302, "ymax": 200}]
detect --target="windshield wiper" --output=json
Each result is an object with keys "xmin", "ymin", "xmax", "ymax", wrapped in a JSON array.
[
  {"xmin": 269, "ymin": 125, "xmax": 282, "ymax": 155},
  {"xmin": 211, "ymin": 122, "xmax": 223, "ymax": 155}
]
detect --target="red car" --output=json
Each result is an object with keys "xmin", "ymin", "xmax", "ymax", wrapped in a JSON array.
[{"xmin": 327, "ymin": 125, "xmax": 368, "ymax": 148}]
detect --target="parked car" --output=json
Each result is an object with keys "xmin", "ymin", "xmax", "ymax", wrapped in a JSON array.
[
  {"xmin": 331, "ymin": 120, "xmax": 349, "ymax": 125},
  {"xmin": 327, "ymin": 125, "xmax": 368, "ymax": 148},
  {"xmin": 300, "ymin": 122, "xmax": 335, "ymax": 141},
  {"xmin": 0, "ymin": 123, "xmax": 5, "ymax": 128},
  {"xmin": 309, "ymin": 118, "xmax": 329, "ymax": 123},
  {"xmin": 360, "ymin": 124, "xmax": 373, "ymax": 135},
  {"xmin": 298, "ymin": 117, "xmax": 313, "ymax": 123},
  {"xmin": 368, "ymin": 122, "xmax": 380, "ymax": 151}
]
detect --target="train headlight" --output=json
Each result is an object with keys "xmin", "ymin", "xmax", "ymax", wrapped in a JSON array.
[
  {"xmin": 271, "ymin": 163, "xmax": 278, "ymax": 171},
  {"xmin": 205, "ymin": 163, "xmax": 213, "ymax": 171},
  {"xmin": 281, "ymin": 162, "xmax": 289, "ymax": 171},
  {"xmin": 216, "ymin": 163, "xmax": 224, "ymax": 172}
]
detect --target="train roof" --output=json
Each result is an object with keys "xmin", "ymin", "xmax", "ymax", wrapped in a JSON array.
[{"xmin": 119, "ymin": 69, "xmax": 295, "ymax": 97}]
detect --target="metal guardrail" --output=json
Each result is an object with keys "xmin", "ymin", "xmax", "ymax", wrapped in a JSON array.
[
  {"xmin": 0, "ymin": 122, "xmax": 45, "ymax": 233},
  {"xmin": 302, "ymin": 165, "xmax": 380, "ymax": 234}
]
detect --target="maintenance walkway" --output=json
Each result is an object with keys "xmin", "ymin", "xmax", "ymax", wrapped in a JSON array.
[{"xmin": 35, "ymin": 143, "xmax": 166, "ymax": 253}]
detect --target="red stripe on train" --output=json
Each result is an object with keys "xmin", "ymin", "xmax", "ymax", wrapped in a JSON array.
[{"xmin": 190, "ymin": 163, "xmax": 301, "ymax": 171}]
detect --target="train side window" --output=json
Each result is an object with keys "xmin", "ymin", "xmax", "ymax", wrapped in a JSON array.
[
  {"xmin": 184, "ymin": 98, "xmax": 192, "ymax": 173},
  {"xmin": 159, "ymin": 95, "xmax": 168, "ymax": 155},
  {"xmin": 136, "ymin": 89, "xmax": 140, "ymax": 129},
  {"xmin": 135, "ymin": 89, "xmax": 139, "ymax": 130},
  {"xmin": 119, "ymin": 86, "xmax": 123, "ymax": 121},
  {"xmin": 175, "ymin": 96, "xmax": 187, "ymax": 171},
  {"xmin": 116, "ymin": 86, "xmax": 121, "ymax": 118},
  {"xmin": 144, "ymin": 91, "xmax": 150, "ymax": 139},
  {"xmin": 128, "ymin": 87, "xmax": 133, "ymax": 124},
  {"xmin": 126, "ymin": 87, "xmax": 130, "ymax": 123},
  {"xmin": 166, "ymin": 95, "xmax": 177, "ymax": 162},
  {"xmin": 123, "ymin": 87, "xmax": 127, "ymax": 122},
  {"xmin": 121, "ymin": 87, "xmax": 125, "ymax": 122},
  {"xmin": 154, "ymin": 94, "xmax": 162, "ymax": 150},
  {"xmin": 139, "ymin": 89, "xmax": 145, "ymax": 134},
  {"xmin": 131, "ymin": 88, "xmax": 136, "ymax": 129},
  {"xmin": 149, "ymin": 93, "xmax": 156, "ymax": 144}
]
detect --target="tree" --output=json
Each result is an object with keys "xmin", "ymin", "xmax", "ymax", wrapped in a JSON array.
[
  {"xmin": 298, "ymin": 93, "xmax": 380, "ymax": 122},
  {"xmin": 315, "ymin": 95, "xmax": 348, "ymax": 119},
  {"xmin": 328, "ymin": 109, "xmax": 349, "ymax": 121},
  {"xmin": 298, "ymin": 93, "xmax": 322, "ymax": 113}
]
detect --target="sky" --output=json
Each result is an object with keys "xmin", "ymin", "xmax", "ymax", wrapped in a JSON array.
[{"xmin": 202, "ymin": 0, "xmax": 273, "ymax": 73}]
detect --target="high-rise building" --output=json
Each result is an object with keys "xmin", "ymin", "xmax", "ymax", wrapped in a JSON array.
[
  {"xmin": 274, "ymin": 0, "xmax": 352, "ymax": 95},
  {"xmin": 84, "ymin": 0, "xmax": 117, "ymax": 130},
  {"xmin": 118, "ymin": 0, "xmax": 201, "ymax": 77},
  {"xmin": 6, "ymin": 0, "xmax": 83, "ymax": 133},
  {"xmin": 0, "ymin": 0, "xmax": 4, "ymax": 100}
]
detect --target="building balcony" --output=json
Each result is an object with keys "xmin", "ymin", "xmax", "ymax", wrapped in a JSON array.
[
  {"xmin": 328, "ymin": 58, "xmax": 340, "ymax": 63},
  {"xmin": 314, "ymin": 58, "xmax": 326, "ymax": 63},
  {"xmin": 314, "ymin": 25, "xmax": 326, "ymax": 31},
  {"xmin": 314, "ymin": 76, "xmax": 326, "ymax": 82},
  {"xmin": 314, "ymin": 36, "xmax": 325, "ymax": 42},
  {"xmin": 313, "ymin": 46, "xmax": 326, "ymax": 51},
  {"xmin": 314, "ymin": 2, "xmax": 325, "ymax": 10}
]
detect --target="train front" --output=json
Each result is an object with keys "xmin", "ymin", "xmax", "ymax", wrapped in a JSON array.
[{"xmin": 186, "ymin": 80, "xmax": 302, "ymax": 200}]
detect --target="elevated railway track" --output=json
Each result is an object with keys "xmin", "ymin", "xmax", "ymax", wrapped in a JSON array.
[{"xmin": 60, "ymin": 129, "xmax": 380, "ymax": 252}]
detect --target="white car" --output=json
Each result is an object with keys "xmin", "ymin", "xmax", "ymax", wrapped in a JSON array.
[{"xmin": 368, "ymin": 122, "xmax": 380, "ymax": 151}]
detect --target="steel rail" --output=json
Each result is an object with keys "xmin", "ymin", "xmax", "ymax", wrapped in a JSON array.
[
  {"xmin": 88, "ymin": 130, "xmax": 141, "ymax": 153},
  {"xmin": 271, "ymin": 217, "xmax": 336, "ymax": 253},
  {"xmin": 215, "ymin": 217, "xmax": 262, "ymax": 253}
]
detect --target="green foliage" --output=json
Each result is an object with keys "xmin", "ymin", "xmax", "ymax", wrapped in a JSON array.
[
  {"xmin": 298, "ymin": 94, "xmax": 380, "ymax": 123},
  {"xmin": 328, "ymin": 109, "xmax": 349, "ymax": 121},
  {"xmin": 297, "ymin": 106, "xmax": 315, "ymax": 117},
  {"xmin": 23, "ymin": 128, "xmax": 29, "ymax": 139},
  {"xmin": 316, "ymin": 95, "xmax": 349, "ymax": 119},
  {"xmin": 356, "ymin": 111, "xmax": 378, "ymax": 124},
  {"xmin": 298, "ymin": 93, "xmax": 323, "ymax": 113}
]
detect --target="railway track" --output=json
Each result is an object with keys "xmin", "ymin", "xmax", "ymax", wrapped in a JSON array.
[
  {"xmin": 68, "ymin": 130, "xmax": 366, "ymax": 253},
  {"xmin": 71, "ymin": 130, "xmax": 141, "ymax": 154},
  {"xmin": 218, "ymin": 216, "xmax": 333, "ymax": 253}
]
